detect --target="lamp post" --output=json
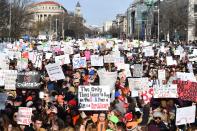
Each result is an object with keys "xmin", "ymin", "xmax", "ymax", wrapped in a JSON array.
[
  {"xmin": 55, "ymin": 18, "xmax": 58, "ymax": 39},
  {"xmin": 157, "ymin": 0, "xmax": 160, "ymax": 44},
  {"xmin": 9, "ymin": 0, "xmax": 12, "ymax": 42}
]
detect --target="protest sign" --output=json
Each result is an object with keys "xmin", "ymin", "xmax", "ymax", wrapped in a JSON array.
[
  {"xmin": 55, "ymin": 54, "xmax": 70, "ymax": 65},
  {"xmin": 158, "ymin": 69, "xmax": 166, "ymax": 82},
  {"xmin": 176, "ymin": 105, "xmax": 196, "ymax": 125},
  {"xmin": 45, "ymin": 63, "xmax": 65, "ymax": 81},
  {"xmin": 4, "ymin": 70, "xmax": 17, "ymax": 90},
  {"xmin": 104, "ymin": 55, "xmax": 115, "ymax": 63},
  {"xmin": 91, "ymin": 55, "xmax": 103, "ymax": 66},
  {"xmin": 114, "ymin": 57, "xmax": 124, "ymax": 65},
  {"xmin": 128, "ymin": 77, "xmax": 149, "ymax": 92},
  {"xmin": 188, "ymin": 54, "xmax": 197, "ymax": 62},
  {"xmin": 166, "ymin": 56, "xmax": 177, "ymax": 65},
  {"xmin": 144, "ymin": 46, "xmax": 154, "ymax": 57},
  {"xmin": 64, "ymin": 45, "xmax": 73, "ymax": 54},
  {"xmin": 16, "ymin": 71, "xmax": 41, "ymax": 89},
  {"xmin": 173, "ymin": 80, "xmax": 197, "ymax": 102},
  {"xmin": 17, "ymin": 107, "xmax": 32, "ymax": 125},
  {"xmin": 29, "ymin": 52, "xmax": 43, "ymax": 68},
  {"xmin": 0, "ymin": 70, "xmax": 4, "ymax": 86},
  {"xmin": 78, "ymin": 86, "xmax": 110, "ymax": 110},
  {"xmin": 153, "ymin": 84, "xmax": 178, "ymax": 98},
  {"xmin": 0, "ymin": 53, "xmax": 9, "ymax": 70},
  {"xmin": 0, "ymin": 93, "xmax": 7, "ymax": 110},
  {"xmin": 133, "ymin": 64, "xmax": 143, "ymax": 77},
  {"xmin": 72, "ymin": 57, "xmax": 87, "ymax": 69},
  {"xmin": 176, "ymin": 72, "xmax": 196, "ymax": 82},
  {"xmin": 97, "ymin": 70, "xmax": 117, "ymax": 92},
  {"xmin": 45, "ymin": 52, "xmax": 53, "ymax": 59},
  {"xmin": 17, "ymin": 58, "xmax": 28, "ymax": 70},
  {"xmin": 140, "ymin": 88, "xmax": 153, "ymax": 104}
]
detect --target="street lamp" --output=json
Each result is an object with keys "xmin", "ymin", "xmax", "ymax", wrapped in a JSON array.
[
  {"xmin": 9, "ymin": 0, "xmax": 12, "ymax": 42},
  {"xmin": 55, "ymin": 18, "xmax": 58, "ymax": 39}
]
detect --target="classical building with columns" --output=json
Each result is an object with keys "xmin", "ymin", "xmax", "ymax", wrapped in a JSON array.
[{"xmin": 29, "ymin": 1, "xmax": 67, "ymax": 22}]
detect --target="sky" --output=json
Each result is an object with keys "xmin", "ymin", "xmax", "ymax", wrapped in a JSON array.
[{"xmin": 35, "ymin": 0, "xmax": 132, "ymax": 26}]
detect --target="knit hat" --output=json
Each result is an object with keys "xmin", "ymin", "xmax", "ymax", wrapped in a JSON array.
[
  {"xmin": 125, "ymin": 112, "xmax": 133, "ymax": 121},
  {"xmin": 108, "ymin": 115, "xmax": 119, "ymax": 124},
  {"xmin": 68, "ymin": 99, "xmax": 77, "ymax": 106}
]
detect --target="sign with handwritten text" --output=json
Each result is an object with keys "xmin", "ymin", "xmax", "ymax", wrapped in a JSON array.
[{"xmin": 78, "ymin": 86, "xmax": 110, "ymax": 110}]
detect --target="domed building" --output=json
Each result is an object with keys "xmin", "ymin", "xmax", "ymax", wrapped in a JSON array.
[{"xmin": 29, "ymin": 0, "xmax": 67, "ymax": 22}]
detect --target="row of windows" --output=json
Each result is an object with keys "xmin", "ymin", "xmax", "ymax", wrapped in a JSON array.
[
  {"xmin": 37, "ymin": 6, "xmax": 62, "ymax": 10},
  {"xmin": 195, "ymin": 5, "xmax": 197, "ymax": 13}
]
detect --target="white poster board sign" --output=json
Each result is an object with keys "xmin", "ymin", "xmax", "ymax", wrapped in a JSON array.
[
  {"xmin": 4, "ymin": 70, "xmax": 17, "ymax": 90},
  {"xmin": 128, "ymin": 77, "xmax": 149, "ymax": 92},
  {"xmin": 97, "ymin": 70, "xmax": 117, "ymax": 92},
  {"xmin": 176, "ymin": 105, "xmax": 196, "ymax": 125},
  {"xmin": 91, "ymin": 55, "xmax": 103, "ymax": 66},
  {"xmin": 72, "ymin": 57, "xmax": 87, "ymax": 69},
  {"xmin": 78, "ymin": 86, "xmax": 110, "ymax": 110},
  {"xmin": 45, "ymin": 63, "xmax": 65, "ymax": 81},
  {"xmin": 176, "ymin": 72, "xmax": 196, "ymax": 82},
  {"xmin": 153, "ymin": 84, "xmax": 178, "ymax": 98},
  {"xmin": 158, "ymin": 69, "xmax": 166, "ymax": 82},
  {"xmin": 55, "ymin": 54, "xmax": 70, "ymax": 65},
  {"xmin": 104, "ymin": 55, "xmax": 115, "ymax": 63},
  {"xmin": 133, "ymin": 64, "xmax": 143, "ymax": 77},
  {"xmin": 17, "ymin": 107, "xmax": 32, "ymax": 125}
]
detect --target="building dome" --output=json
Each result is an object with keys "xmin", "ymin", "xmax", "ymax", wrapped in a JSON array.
[
  {"xmin": 35, "ymin": 1, "xmax": 61, "ymax": 6},
  {"xmin": 29, "ymin": 0, "xmax": 67, "ymax": 22}
]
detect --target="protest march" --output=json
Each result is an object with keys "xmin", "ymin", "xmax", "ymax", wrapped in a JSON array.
[{"xmin": 0, "ymin": 38, "xmax": 197, "ymax": 131}]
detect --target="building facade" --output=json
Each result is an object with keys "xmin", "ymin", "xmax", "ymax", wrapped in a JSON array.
[
  {"xmin": 103, "ymin": 21, "xmax": 113, "ymax": 32},
  {"xmin": 29, "ymin": 1, "xmax": 67, "ymax": 22}
]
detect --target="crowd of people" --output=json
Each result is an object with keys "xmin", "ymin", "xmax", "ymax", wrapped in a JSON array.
[{"xmin": 0, "ymin": 38, "xmax": 197, "ymax": 131}]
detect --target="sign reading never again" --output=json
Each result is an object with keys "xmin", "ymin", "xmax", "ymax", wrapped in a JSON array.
[{"xmin": 16, "ymin": 71, "xmax": 41, "ymax": 89}]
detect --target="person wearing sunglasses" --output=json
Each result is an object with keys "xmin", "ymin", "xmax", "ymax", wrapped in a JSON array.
[{"xmin": 148, "ymin": 111, "xmax": 169, "ymax": 131}]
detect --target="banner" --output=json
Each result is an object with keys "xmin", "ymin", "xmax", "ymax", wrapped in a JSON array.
[
  {"xmin": 72, "ymin": 57, "xmax": 87, "ymax": 69},
  {"xmin": 91, "ymin": 55, "xmax": 103, "ymax": 66},
  {"xmin": 16, "ymin": 71, "xmax": 41, "ymax": 89},
  {"xmin": 104, "ymin": 55, "xmax": 114, "ymax": 63},
  {"xmin": 0, "ymin": 93, "xmax": 7, "ymax": 110},
  {"xmin": 153, "ymin": 84, "xmax": 178, "ymax": 98},
  {"xmin": 4, "ymin": 70, "xmax": 17, "ymax": 90},
  {"xmin": 166, "ymin": 56, "xmax": 177, "ymax": 65},
  {"xmin": 45, "ymin": 63, "xmax": 65, "ymax": 81},
  {"xmin": 55, "ymin": 54, "xmax": 70, "ymax": 65},
  {"xmin": 173, "ymin": 80, "xmax": 197, "ymax": 102},
  {"xmin": 0, "ymin": 53, "xmax": 9, "ymax": 70},
  {"xmin": 128, "ymin": 77, "xmax": 149, "ymax": 92},
  {"xmin": 176, "ymin": 72, "xmax": 196, "ymax": 82},
  {"xmin": 78, "ymin": 86, "xmax": 110, "ymax": 110},
  {"xmin": 176, "ymin": 105, "xmax": 196, "ymax": 125},
  {"xmin": 17, "ymin": 107, "xmax": 32, "ymax": 125},
  {"xmin": 133, "ymin": 64, "xmax": 143, "ymax": 77},
  {"xmin": 64, "ymin": 45, "xmax": 73, "ymax": 54},
  {"xmin": 144, "ymin": 47, "xmax": 154, "ymax": 57},
  {"xmin": 97, "ymin": 70, "xmax": 117, "ymax": 92}
]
